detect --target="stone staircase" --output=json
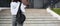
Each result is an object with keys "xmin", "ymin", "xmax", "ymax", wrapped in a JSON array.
[{"xmin": 0, "ymin": 9, "xmax": 60, "ymax": 26}]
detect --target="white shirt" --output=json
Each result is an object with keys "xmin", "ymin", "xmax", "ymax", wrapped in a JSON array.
[{"xmin": 10, "ymin": 2, "xmax": 26, "ymax": 15}]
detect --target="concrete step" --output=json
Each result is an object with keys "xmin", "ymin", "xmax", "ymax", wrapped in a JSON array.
[
  {"xmin": 0, "ymin": 21, "xmax": 60, "ymax": 26},
  {"xmin": 0, "ymin": 18, "xmax": 57, "ymax": 20},
  {"xmin": 0, "ymin": 20, "xmax": 60, "ymax": 24},
  {"xmin": 0, "ymin": 17, "xmax": 57, "ymax": 20},
  {"xmin": 25, "ymin": 14, "xmax": 52, "ymax": 16},
  {"xmin": 0, "ymin": 18, "xmax": 58, "ymax": 21},
  {"xmin": 0, "ymin": 16, "xmax": 57, "ymax": 19},
  {"xmin": 25, "ymin": 9, "xmax": 47, "ymax": 12},
  {"xmin": 0, "ymin": 24, "xmax": 12, "ymax": 26},
  {"xmin": 0, "ymin": 9, "xmax": 60, "ymax": 26},
  {"xmin": 25, "ymin": 13, "xmax": 52, "ymax": 17},
  {"xmin": 0, "ymin": 14, "xmax": 11, "ymax": 16},
  {"xmin": 0, "ymin": 21, "xmax": 12, "ymax": 23},
  {"xmin": 0, "ymin": 19, "xmax": 12, "ymax": 21},
  {"xmin": 26, "ymin": 19, "xmax": 58, "ymax": 21},
  {"xmin": 24, "ymin": 21, "xmax": 60, "ymax": 24},
  {"xmin": 24, "ymin": 24, "xmax": 60, "ymax": 26},
  {"xmin": 0, "ymin": 23, "xmax": 60, "ymax": 26},
  {"xmin": 0, "ymin": 16, "xmax": 12, "ymax": 19},
  {"xmin": 0, "ymin": 18, "xmax": 59, "ymax": 21},
  {"xmin": 25, "ymin": 11, "xmax": 51, "ymax": 15},
  {"xmin": 25, "ymin": 9, "xmax": 48, "ymax": 14},
  {"xmin": 26, "ymin": 16, "xmax": 57, "ymax": 18},
  {"xmin": 25, "ymin": 12, "xmax": 49, "ymax": 14}
]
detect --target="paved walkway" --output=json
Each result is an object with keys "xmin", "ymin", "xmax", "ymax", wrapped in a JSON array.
[{"xmin": 0, "ymin": 9, "xmax": 60, "ymax": 26}]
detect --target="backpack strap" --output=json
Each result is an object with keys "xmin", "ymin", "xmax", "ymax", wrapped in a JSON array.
[
  {"xmin": 17, "ymin": 2, "xmax": 22, "ymax": 15},
  {"xmin": 18, "ymin": 2, "xmax": 22, "ymax": 13}
]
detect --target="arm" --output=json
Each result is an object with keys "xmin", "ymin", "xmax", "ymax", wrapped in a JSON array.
[{"xmin": 21, "ymin": 0, "xmax": 29, "ymax": 5}]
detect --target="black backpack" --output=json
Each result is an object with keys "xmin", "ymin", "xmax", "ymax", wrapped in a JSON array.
[{"xmin": 16, "ymin": 2, "xmax": 26, "ymax": 24}]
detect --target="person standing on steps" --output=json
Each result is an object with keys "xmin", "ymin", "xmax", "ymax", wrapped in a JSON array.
[{"xmin": 10, "ymin": 0, "xmax": 29, "ymax": 26}]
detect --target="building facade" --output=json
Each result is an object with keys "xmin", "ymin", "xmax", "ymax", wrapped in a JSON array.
[{"xmin": 0, "ymin": 0, "xmax": 60, "ymax": 8}]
